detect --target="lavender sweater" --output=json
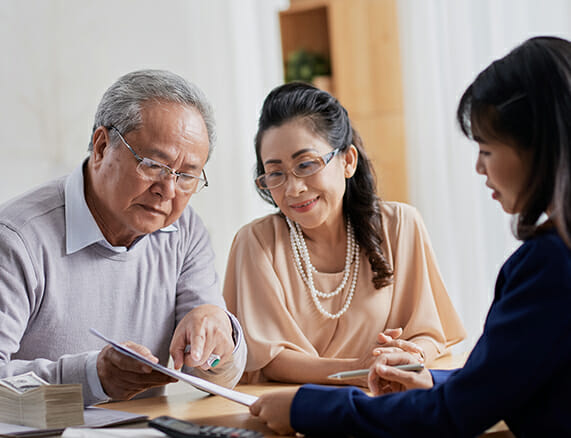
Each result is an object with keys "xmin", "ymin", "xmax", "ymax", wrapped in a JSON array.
[{"xmin": 0, "ymin": 168, "xmax": 246, "ymax": 405}]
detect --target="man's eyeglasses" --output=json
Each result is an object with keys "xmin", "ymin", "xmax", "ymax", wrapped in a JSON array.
[
  {"xmin": 255, "ymin": 148, "xmax": 342, "ymax": 190},
  {"xmin": 109, "ymin": 126, "xmax": 208, "ymax": 194}
]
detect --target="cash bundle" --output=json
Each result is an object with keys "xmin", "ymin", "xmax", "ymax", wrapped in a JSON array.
[{"xmin": 0, "ymin": 371, "xmax": 84, "ymax": 429}]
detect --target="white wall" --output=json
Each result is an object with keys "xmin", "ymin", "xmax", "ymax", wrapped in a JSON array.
[{"xmin": 0, "ymin": 0, "xmax": 285, "ymax": 278}]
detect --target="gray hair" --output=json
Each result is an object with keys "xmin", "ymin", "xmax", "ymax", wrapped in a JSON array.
[{"xmin": 88, "ymin": 69, "xmax": 216, "ymax": 158}]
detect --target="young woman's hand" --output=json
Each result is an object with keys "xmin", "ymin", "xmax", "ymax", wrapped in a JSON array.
[
  {"xmin": 368, "ymin": 351, "xmax": 433, "ymax": 396},
  {"xmin": 250, "ymin": 388, "xmax": 297, "ymax": 435},
  {"xmin": 345, "ymin": 328, "xmax": 425, "ymax": 387}
]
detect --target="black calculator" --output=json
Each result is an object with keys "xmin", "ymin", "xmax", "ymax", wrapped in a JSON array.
[{"xmin": 148, "ymin": 415, "xmax": 264, "ymax": 438}]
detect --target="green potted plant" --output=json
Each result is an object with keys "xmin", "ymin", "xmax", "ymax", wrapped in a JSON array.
[{"xmin": 285, "ymin": 49, "xmax": 333, "ymax": 93}]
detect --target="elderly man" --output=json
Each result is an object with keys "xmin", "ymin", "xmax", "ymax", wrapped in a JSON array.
[{"xmin": 0, "ymin": 70, "xmax": 246, "ymax": 405}]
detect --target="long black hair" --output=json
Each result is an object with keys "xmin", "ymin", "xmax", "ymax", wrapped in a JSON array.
[
  {"xmin": 457, "ymin": 36, "xmax": 571, "ymax": 247},
  {"xmin": 254, "ymin": 82, "xmax": 392, "ymax": 288}
]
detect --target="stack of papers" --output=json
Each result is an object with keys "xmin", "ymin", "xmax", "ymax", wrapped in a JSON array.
[{"xmin": 0, "ymin": 372, "xmax": 84, "ymax": 429}]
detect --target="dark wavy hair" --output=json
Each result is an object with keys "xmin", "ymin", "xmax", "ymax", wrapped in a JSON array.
[
  {"xmin": 254, "ymin": 82, "xmax": 393, "ymax": 288},
  {"xmin": 457, "ymin": 36, "xmax": 571, "ymax": 247}
]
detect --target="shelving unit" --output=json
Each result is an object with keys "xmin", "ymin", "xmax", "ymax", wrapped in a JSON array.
[{"xmin": 279, "ymin": 0, "xmax": 408, "ymax": 202}]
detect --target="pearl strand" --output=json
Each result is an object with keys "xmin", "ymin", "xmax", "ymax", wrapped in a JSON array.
[
  {"xmin": 289, "ymin": 218, "xmax": 353, "ymax": 298},
  {"xmin": 286, "ymin": 217, "xmax": 360, "ymax": 319}
]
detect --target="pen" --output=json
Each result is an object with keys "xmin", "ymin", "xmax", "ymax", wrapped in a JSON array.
[
  {"xmin": 184, "ymin": 345, "xmax": 221, "ymax": 368},
  {"xmin": 206, "ymin": 354, "xmax": 221, "ymax": 367},
  {"xmin": 328, "ymin": 363, "xmax": 424, "ymax": 380}
]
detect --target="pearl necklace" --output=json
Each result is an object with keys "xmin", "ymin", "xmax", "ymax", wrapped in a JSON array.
[{"xmin": 285, "ymin": 216, "xmax": 360, "ymax": 319}]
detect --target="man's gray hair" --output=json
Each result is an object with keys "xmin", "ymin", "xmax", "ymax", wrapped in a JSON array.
[{"xmin": 88, "ymin": 69, "xmax": 216, "ymax": 158}]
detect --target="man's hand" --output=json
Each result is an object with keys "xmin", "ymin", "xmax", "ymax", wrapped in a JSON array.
[
  {"xmin": 170, "ymin": 304, "xmax": 234, "ymax": 370},
  {"xmin": 250, "ymin": 388, "xmax": 297, "ymax": 435},
  {"xmin": 97, "ymin": 342, "xmax": 176, "ymax": 400}
]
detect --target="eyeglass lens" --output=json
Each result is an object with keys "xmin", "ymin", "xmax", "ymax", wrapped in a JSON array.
[
  {"xmin": 136, "ymin": 159, "xmax": 205, "ymax": 193},
  {"xmin": 258, "ymin": 156, "xmax": 327, "ymax": 189},
  {"xmin": 111, "ymin": 126, "xmax": 207, "ymax": 194}
]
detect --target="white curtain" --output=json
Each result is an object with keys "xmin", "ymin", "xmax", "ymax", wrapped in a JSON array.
[{"xmin": 397, "ymin": 0, "xmax": 571, "ymax": 350}]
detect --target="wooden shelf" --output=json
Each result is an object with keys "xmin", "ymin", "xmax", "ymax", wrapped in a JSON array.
[
  {"xmin": 279, "ymin": 0, "xmax": 408, "ymax": 202},
  {"xmin": 280, "ymin": 6, "xmax": 330, "ymax": 61}
]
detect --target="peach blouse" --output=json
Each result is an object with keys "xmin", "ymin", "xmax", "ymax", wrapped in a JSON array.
[{"xmin": 223, "ymin": 202, "xmax": 466, "ymax": 383}]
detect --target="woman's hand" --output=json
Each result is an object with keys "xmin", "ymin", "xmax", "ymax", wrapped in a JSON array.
[
  {"xmin": 343, "ymin": 328, "xmax": 424, "ymax": 387},
  {"xmin": 368, "ymin": 351, "xmax": 433, "ymax": 396},
  {"xmin": 250, "ymin": 388, "xmax": 297, "ymax": 435},
  {"xmin": 344, "ymin": 328, "xmax": 398, "ymax": 387},
  {"xmin": 374, "ymin": 327, "xmax": 426, "ymax": 363}
]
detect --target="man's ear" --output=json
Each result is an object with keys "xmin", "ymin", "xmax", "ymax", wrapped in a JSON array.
[
  {"xmin": 343, "ymin": 144, "xmax": 358, "ymax": 178},
  {"xmin": 90, "ymin": 126, "xmax": 111, "ymax": 167}
]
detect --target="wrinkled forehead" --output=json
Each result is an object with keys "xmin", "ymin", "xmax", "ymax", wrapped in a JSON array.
[
  {"xmin": 140, "ymin": 101, "xmax": 206, "ymax": 132},
  {"xmin": 132, "ymin": 102, "xmax": 210, "ymax": 166}
]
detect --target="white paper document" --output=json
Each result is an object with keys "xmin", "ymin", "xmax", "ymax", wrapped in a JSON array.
[
  {"xmin": 62, "ymin": 427, "xmax": 165, "ymax": 437},
  {"xmin": 89, "ymin": 328, "xmax": 257, "ymax": 407}
]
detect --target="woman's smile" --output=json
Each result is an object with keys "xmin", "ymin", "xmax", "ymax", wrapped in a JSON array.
[{"xmin": 290, "ymin": 197, "xmax": 319, "ymax": 212}]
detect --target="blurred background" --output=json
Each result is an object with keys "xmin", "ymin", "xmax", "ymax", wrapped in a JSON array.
[{"xmin": 1, "ymin": 0, "xmax": 569, "ymax": 353}]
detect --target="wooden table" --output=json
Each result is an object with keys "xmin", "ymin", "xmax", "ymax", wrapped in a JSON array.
[
  {"xmin": 101, "ymin": 353, "xmax": 514, "ymax": 437},
  {"xmin": 103, "ymin": 383, "xmax": 292, "ymax": 437}
]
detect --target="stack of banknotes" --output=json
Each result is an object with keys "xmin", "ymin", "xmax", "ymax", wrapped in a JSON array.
[{"xmin": 0, "ymin": 371, "xmax": 84, "ymax": 429}]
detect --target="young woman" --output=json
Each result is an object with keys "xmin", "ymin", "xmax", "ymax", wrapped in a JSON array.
[
  {"xmin": 249, "ymin": 36, "xmax": 571, "ymax": 437},
  {"xmin": 223, "ymin": 82, "xmax": 465, "ymax": 387}
]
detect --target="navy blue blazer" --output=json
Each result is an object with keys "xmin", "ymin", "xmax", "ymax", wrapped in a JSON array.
[{"xmin": 291, "ymin": 229, "xmax": 571, "ymax": 437}]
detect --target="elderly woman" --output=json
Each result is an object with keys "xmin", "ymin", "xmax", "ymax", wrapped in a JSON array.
[{"xmin": 223, "ymin": 82, "xmax": 465, "ymax": 388}]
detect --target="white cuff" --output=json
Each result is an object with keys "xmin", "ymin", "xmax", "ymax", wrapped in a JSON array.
[
  {"xmin": 85, "ymin": 350, "xmax": 110, "ymax": 404},
  {"xmin": 225, "ymin": 311, "xmax": 244, "ymax": 355}
]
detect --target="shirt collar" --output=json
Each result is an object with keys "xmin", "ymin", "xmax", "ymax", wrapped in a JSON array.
[{"xmin": 64, "ymin": 161, "xmax": 177, "ymax": 255}]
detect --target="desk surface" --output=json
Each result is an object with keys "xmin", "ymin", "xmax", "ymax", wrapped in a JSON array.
[{"xmin": 101, "ymin": 353, "xmax": 514, "ymax": 438}]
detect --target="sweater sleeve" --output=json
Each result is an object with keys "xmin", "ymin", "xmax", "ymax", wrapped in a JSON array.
[
  {"xmin": 291, "ymin": 233, "xmax": 571, "ymax": 437},
  {"xmin": 174, "ymin": 210, "xmax": 246, "ymax": 388},
  {"xmin": 0, "ymin": 224, "xmax": 104, "ymax": 406}
]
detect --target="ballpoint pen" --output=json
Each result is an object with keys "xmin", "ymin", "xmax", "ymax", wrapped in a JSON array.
[{"xmin": 328, "ymin": 363, "xmax": 424, "ymax": 380}]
